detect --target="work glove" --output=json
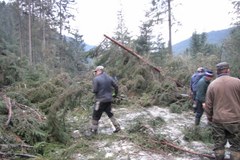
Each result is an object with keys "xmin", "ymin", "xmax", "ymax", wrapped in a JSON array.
[{"xmin": 112, "ymin": 93, "xmax": 117, "ymax": 98}]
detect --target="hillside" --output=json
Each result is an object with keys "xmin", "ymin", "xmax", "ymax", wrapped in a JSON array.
[{"xmin": 172, "ymin": 28, "xmax": 233, "ymax": 55}]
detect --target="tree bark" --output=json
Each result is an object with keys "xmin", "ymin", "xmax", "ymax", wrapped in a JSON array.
[
  {"xmin": 168, "ymin": 0, "xmax": 172, "ymax": 56},
  {"xmin": 16, "ymin": 0, "xmax": 24, "ymax": 58},
  {"xmin": 28, "ymin": 0, "xmax": 33, "ymax": 65}
]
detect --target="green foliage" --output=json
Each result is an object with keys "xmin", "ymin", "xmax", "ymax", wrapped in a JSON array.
[
  {"xmin": 169, "ymin": 103, "xmax": 182, "ymax": 113},
  {"xmin": 183, "ymin": 126, "xmax": 213, "ymax": 144},
  {"xmin": 26, "ymin": 82, "xmax": 59, "ymax": 103},
  {"xmin": 34, "ymin": 142, "xmax": 65, "ymax": 158},
  {"xmin": 0, "ymin": 54, "xmax": 22, "ymax": 85},
  {"xmin": 169, "ymin": 99, "xmax": 191, "ymax": 113},
  {"xmin": 138, "ymin": 93, "xmax": 153, "ymax": 107},
  {"xmin": 0, "ymin": 98, "xmax": 7, "ymax": 114},
  {"xmin": 6, "ymin": 91, "xmax": 31, "ymax": 106},
  {"xmin": 47, "ymin": 86, "xmax": 84, "ymax": 143},
  {"xmin": 126, "ymin": 116, "xmax": 166, "ymax": 151},
  {"xmin": 222, "ymin": 27, "xmax": 240, "ymax": 76},
  {"xmin": 10, "ymin": 107, "xmax": 48, "ymax": 145}
]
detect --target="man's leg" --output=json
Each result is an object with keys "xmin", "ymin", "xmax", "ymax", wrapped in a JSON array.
[
  {"xmin": 212, "ymin": 123, "xmax": 227, "ymax": 160},
  {"xmin": 225, "ymin": 123, "xmax": 240, "ymax": 160},
  {"xmin": 90, "ymin": 119, "xmax": 98, "ymax": 134},
  {"xmin": 104, "ymin": 102, "xmax": 121, "ymax": 133},
  {"xmin": 195, "ymin": 100, "xmax": 203, "ymax": 125},
  {"xmin": 90, "ymin": 102, "xmax": 103, "ymax": 134},
  {"xmin": 110, "ymin": 116, "xmax": 121, "ymax": 133}
]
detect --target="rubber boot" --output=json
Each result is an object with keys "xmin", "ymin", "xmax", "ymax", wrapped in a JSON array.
[
  {"xmin": 195, "ymin": 118, "xmax": 200, "ymax": 126},
  {"xmin": 110, "ymin": 117, "xmax": 121, "ymax": 133},
  {"xmin": 90, "ymin": 119, "xmax": 98, "ymax": 134},
  {"xmin": 214, "ymin": 149, "xmax": 225, "ymax": 160},
  {"xmin": 230, "ymin": 151, "xmax": 240, "ymax": 160}
]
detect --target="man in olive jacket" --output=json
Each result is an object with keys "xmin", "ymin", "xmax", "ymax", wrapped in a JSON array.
[
  {"xmin": 204, "ymin": 62, "xmax": 240, "ymax": 160},
  {"xmin": 194, "ymin": 70, "xmax": 213, "ymax": 125}
]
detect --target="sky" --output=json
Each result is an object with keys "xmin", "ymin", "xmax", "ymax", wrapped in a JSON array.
[{"xmin": 71, "ymin": 0, "xmax": 234, "ymax": 46}]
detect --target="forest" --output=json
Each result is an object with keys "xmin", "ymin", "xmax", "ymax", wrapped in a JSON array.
[{"xmin": 0, "ymin": 0, "xmax": 240, "ymax": 159}]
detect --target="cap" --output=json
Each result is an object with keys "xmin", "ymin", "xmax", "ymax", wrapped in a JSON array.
[
  {"xmin": 205, "ymin": 70, "xmax": 214, "ymax": 77},
  {"xmin": 94, "ymin": 66, "xmax": 104, "ymax": 72},
  {"xmin": 197, "ymin": 67, "xmax": 204, "ymax": 72},
  {"xmin": 216, "ymin": 62, "xmax": 229, "ymax": 70}
]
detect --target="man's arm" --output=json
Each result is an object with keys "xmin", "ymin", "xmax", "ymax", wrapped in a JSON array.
[
  {"xmin": 92, "ymin": 79, "xmax": 98, "ymax": 94},
  {"xmin": 204, "ymin": 88, "xmax": 213, "ymax": 122},
  {"xmin": 111, "ymin": 79, "xmax": 118, "ymax": 97}
]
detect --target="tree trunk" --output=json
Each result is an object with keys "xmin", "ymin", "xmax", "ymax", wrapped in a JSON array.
[
  {"xmin": 168, "ymin": 0, "xmax": 172, "ymax": 56},
  {"xmin": 41, "ymin": 0, "xmax": 46, "ymax": 60},
  {"xmin": 16, "ymin": 0, "xmax": 24, "ymax": 58},
  {"xmin": 59, "ymin": 0, "xmax": 63, "ymax": 40},
  {"xmin": 28, "ymin": 0, "xmax": 33, "ymax": 65}
]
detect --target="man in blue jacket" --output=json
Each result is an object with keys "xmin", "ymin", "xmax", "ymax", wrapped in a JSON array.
[
  {"xmin": 195, "ymin": 70, "xmax": 214, "ymax": 125},
  {"xmin": 90, "ymin": 66, "xmax": 121, "ymax": 134},
  {"xmin": 190, "ymin": 67, "xmax": 205, "ymax": 112}
]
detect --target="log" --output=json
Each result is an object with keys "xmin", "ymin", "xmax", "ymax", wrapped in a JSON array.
[{"xmin": 104, "ymin": 34, "xmax": 161, "ymax": 73}]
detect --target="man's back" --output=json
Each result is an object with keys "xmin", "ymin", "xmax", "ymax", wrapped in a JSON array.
[
  {"xmin": 191, "ymin": 72, "xmax": 204, "ymax": 92},
  {"xmin": 206, "ymin": 75, "xmax": 240, "ymax": 123},
  {"xmin": 93, "ymin": 72, "xmax": 118, "ymax": 102}
]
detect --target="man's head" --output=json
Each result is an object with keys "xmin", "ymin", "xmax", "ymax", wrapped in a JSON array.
[
  {"xmin": 216, "ymin": 62, "xmax": 229, "ymax": 75},
  {"xmin": 197, "ymin": 67, "xmax": 204, "ymax": 73},
  {"xmin": 205, "ymin": 70, "xmax": 214, "ymax": 81},
  {"xmin": 94, "ymin": 66, "xmax": 104, "ymax": 75}
]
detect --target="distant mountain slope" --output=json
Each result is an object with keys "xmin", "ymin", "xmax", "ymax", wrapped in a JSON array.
[
  {"xmin": 85, "ymin": 44, "xmax": 96, "ymax": 51},
  {"xmin": 172, "ymin": 28, "xmax": 233, "ymax": 54}
]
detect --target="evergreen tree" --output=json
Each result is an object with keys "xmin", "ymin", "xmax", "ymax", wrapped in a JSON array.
[
  {"xmin": 114, "ymin": 8, "xmax": 131, "ymax": 45},
  {"xmin": 135, "ymin": 20, "xmax": 154, "ymax": 55},
  {"xmin": 147, "ymin": 0, "xmax": 179, "ymax": 56}
]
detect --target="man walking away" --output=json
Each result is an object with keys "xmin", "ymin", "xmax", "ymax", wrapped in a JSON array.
[
  {"xmin": 204, "ymin": 62, "xmax": 240, "ymax": 160},
  {"xmin": 194, "ymin": 70, "xmax": 214, "ymax": 125},
  {"xmin": 90, "ymin": 66, "xmax": 121, "ymax": 134},
  {"xmin": 190, "ymin": 67, "xmax": 205, "ymax": 112}
]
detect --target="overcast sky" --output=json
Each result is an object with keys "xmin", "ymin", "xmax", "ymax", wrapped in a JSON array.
[{"xmin": 71, "ymin": 0, "xmax": 234, "ymax": 46}]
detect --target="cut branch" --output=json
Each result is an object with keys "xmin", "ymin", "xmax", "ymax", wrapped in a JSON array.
[
  {"xmin": 3, "ymin": 95, "xmax": 12, "ymax": 127},
  {"xmin": 15, "ymin": 102, "xmax": 46, "ymax": 121}
]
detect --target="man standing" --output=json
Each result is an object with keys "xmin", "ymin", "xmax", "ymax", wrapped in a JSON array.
[
  {"xmin": 90, "ymin": 66, "xmax": 121, "ymax": 134},
  {"xmin": 194, "ymin": 70, "xmax": 214, "ymax": 125},
  {"xmin": 204, "ymin": 62, "xmax": 240, "ymax": 160},
  {"xmin": 190, "ymin": 67, "xmax": 205, "ymax": 112}
]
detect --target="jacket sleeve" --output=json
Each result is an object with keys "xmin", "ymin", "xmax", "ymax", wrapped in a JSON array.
[
  {"xmin": 92, "ymin": 79, "xmax": 98, "ymax": 94},
  {"xmin": 204, "ymin": 87, "xmax": 213, "ymax": 122},
  {"xmin": 111, "ymin": 79, "xmax": 118, "ymax": 96}
]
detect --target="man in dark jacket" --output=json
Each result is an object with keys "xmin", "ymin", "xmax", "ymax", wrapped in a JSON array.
[
  {"xmin": 204, "ymin": 62, "xmax": 240, "ymax": 160},
  {"xmin": 90, "ymin": 66, "xmax": 121, "ymax": 134},
  {"xmin": 194, "ymin": 70, "xmax": 214, "ymax": 125}
]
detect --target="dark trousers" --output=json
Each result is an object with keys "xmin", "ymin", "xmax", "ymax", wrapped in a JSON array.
[
  {"xmin": 92, "ymin": 101, "xmax": 113, "ymax": 121},
  {"xmin": 195, "ymin": 100, "xmax": 204, "ymax": 119}
]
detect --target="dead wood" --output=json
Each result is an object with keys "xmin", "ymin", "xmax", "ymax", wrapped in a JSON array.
[
  {"xmin": 104, "ymin": 34, "xmax": 161, "ymax": 73},
  {"xmin": 3, "ymin": 95, "xmax": 12, "ymax": 127},
  {"xmin": 0, "ymin": 143, "xmax": 33, "ymax": 148},
  {"xmin": 0, "ymin": 151, "xmax": 37, "ymax": 158},
  {"xmin": 15, "ymin": 102, "xmax": 46, "ymax": 121}
]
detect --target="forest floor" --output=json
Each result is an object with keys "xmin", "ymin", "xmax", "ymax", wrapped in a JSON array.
[{"xmin": 66, "ymin": 104, "xmax": 230, "ymax": 160}]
